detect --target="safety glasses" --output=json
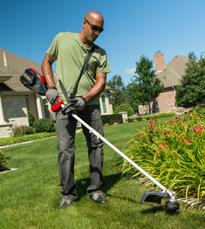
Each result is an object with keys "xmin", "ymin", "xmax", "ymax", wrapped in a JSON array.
[{"xmin": 85, "ymin": 18, "xmax": 104, "ymax": 33}]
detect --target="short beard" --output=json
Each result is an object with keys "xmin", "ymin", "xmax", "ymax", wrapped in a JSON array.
[{"xmin": 89, "ymin": 35, "xmax": 96, "ymax": 43}]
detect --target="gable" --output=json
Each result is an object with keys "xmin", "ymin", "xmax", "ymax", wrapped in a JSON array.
[
  {"xmin": 0, "ymin": 82, "xmax": 12, "ymax": 91},
  {"xmin": 0, "ymin": 49, "xmax": 42, "ymax": 93},
  {"xmin": 156, "ymin": 55, "xmax": 188, "ymax": 88}
]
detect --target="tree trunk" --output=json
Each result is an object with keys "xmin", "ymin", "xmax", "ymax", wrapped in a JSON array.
[
  {"xmin": 152, "ymin": 98, "xmax": 158, "ymax": 113},
  {"xmin": 148, "ymin": 102, "xmax": 151, "ymax": 114}
]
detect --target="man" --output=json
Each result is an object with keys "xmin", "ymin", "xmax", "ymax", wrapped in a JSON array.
[{"xmin": 41, "ymin": 11, "xmax": 110, "ymax": 209}]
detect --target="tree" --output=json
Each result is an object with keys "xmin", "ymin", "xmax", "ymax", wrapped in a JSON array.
[
  {"xmin": 114, "ymin": 103, "xmax": 134, "ymax": 116},
  {"xmin": 107, "ymin": 75, "xmax": 125, "ymax": 106},
  {"xmin": 125, "ymin": 82, "xmax": 142, "ymax": 113},
  {"xmin": 176, "ymin": 53, "xmax": 205, "ymax": 107},
  {"xmin": 134, "ymin": 56, "xmax": 164, "ymax": 113}
]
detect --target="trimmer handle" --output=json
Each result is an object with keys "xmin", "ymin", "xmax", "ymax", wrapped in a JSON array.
[{"xmin": 61, "ymin": 101, "xmax": 76, "ymax": 116}]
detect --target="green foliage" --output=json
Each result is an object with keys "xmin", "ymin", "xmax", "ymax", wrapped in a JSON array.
[
  {"xmin": 124, "ymin": 83, "xmax": 141, "ymax": 113},
  {"xmin": 0, "ymin": 132, "xmax": 56, "ymax": 146},
  {"xmin": 176, "ymin": 53, "xmax": 205, "ymax": 107},
  {"xmin": 114, "ymin": 103, "xmax": 134, "ymax": 116},
  {"xmin": 12, "ymin": 125, "xmax": 35, "ymax": 136},
  {"xmin": 140, "ymin": 112, "xmax": 175, "ymax": 120},
  {"xmin": 33, "ymin": 118, "xmax": 55, "ymax": 133},
  {"xmin": 0, "ymin": 150, "xmax": 8, "ymax": 171},
  {"xmin": 122, "ymin": 108, "xmax": 205, "ymax": 201},
  {"xmin": 107, "ymin": 58, "xmax": 164, "ymax": 115},
  {"xmin": 107, "ymin": 75, "xmax": 125, "ymax": 107},
  {"xmin": 136, "ymin": 56, "xmax": 164, "ymax": 110},
  {"xmin": 128, "ymin": 112, "xmax": 175, "ymax": 122},
  {"xmin": 2, "ymin": 123, "xmax": 203, "ymax": 228},
  {"xmin": 101, "ymin": 114, "xmax": 123, "ymax": 125},
  {"xmin": 127, "ymin": 56, "xmax": 164, "ymax": 114},
  {"xmin": 28, "ymin": 112, "xmax": 36, "ymax": 127}
]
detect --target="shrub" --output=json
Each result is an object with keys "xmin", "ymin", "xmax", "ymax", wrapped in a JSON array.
[
  {"xmin": 128, "ymin": 112, "xmax": 175, "ymax": 122},
  {"xmin": 114, "ymin": 103, "xmax": 134, "ymax": 116},
  {"xmin": 28, "ymin": 112, "xmax": 36, "ymax": 127},
  {"xmin": 139, "ymin": 112, "xmax": 175, "ymax": 120},
  {"xmin": 101, "ymin": 114, "xmax": 123, "ymax": 125},
  {"xmin": 12, "ymin": 125, "xmax": 35, "ymax": 136},
  {"xmin": 122, "ymin": 109, "xmax": 205, "ymax": 202},
  {"xmin": 128, "ymin": 116, "xmax": 143, "ymax": 122},
  {"xmin": 33, "ymin": 118, "xmax": 55, "ymax": 133},
  {"xmin": 0, "ymin": 132, "xmax": 56, "ymax": 146},
  {"xmin": 0, "ymin": 150, "xmax": 8, "ymax": 171}
]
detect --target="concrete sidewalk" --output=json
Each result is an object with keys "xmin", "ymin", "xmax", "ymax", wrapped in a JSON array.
[
  {"xmin": 0, "ymin": 136, "xmax": 56, "ymax": 149},
  {"xmin": 0, "ymin": 129, "xmax": 82, "ymax": 149}
]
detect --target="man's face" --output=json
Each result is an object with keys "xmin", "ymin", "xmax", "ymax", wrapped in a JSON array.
[{"xmin": 84, "ymin": 17, "xmax": 104, "ymax": 43}]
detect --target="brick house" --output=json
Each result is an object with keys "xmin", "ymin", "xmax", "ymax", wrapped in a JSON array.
[
  {"xmin": 0, "ymin": 49, "xmax": 113, "ymax": 137},
  {"xmin": 154, "ymin": 51, "xmax": 188, "ymax": 113},
  {"xmin": 138, "ymin": 52, "xmax": 188, "ymax": 114}
]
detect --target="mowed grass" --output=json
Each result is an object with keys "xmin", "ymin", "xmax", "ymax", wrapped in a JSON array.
[{"xmin": 0, "ymin": 121, "xmax": 205, "ymax": 229}]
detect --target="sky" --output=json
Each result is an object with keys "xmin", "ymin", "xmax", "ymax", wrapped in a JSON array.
[{"xmin": 1, "ymin": 0, "xmax": 205, "ymax": 85}]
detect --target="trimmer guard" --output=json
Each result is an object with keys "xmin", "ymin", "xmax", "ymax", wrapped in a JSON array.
[{"xmin": 141, "ymin": 191, "xmax": 169, "ymax": 204}]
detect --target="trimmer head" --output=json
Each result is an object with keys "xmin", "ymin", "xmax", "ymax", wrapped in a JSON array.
[
  {"xmin": 141, "ymin": 191, "xmax": 180, "ymax": 213},
  {"xmin": 141, "ymin": 191, "xmax": 169, "ymax": 204},
  {"xmin": 165, "ymin": 198, "xmax": 180, "ymax": 213}
]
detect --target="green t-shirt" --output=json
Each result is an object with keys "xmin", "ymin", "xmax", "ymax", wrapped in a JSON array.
[{"xmin": 47, "ymin": 32, "xmax": 110, "ymax": 105}]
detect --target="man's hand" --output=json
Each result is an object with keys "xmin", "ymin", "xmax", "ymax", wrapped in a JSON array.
[
  {"xmin": 46, "ymin": 87, "xmax": 58, "ymax": 104},
  {"xmin": 69, "ymin": 97, "xmax": 86, "ymax": 111}
]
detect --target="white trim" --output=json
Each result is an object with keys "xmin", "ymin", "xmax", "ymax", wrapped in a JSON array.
[
  {"xmin": 36, "ymin": 95, "xmax": 45, "ymax": 119},
  {"xmin": 0, "ymin": 95, "xmax": 6, "ymax": 124},
  {"xmin": 3, "ymin": 51, "xmax": 7, "ymax": 67},
  {"xmin": 99, "ymin": 96, "xmax": 103, "ymax": 114}
]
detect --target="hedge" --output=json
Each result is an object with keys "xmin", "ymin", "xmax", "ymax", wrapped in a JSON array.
[
  {"xmin": 101, "ymin": 114, "xmax": 123, "ymax": 125},
  {"xmin": 0, "ymin": 150, "xmax": 8, "ymax": 171}
]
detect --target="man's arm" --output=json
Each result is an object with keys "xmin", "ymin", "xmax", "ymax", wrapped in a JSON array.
[
  {"xmin": 83, "ymin": 72, "xmax": 106, "ymax": 102},
  {"xmin": 41, "ymin": 53, "xmax": 56, "ymax": 88}
]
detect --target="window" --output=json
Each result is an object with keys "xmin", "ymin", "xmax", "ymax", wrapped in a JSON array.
[{"xmin": 101, "ymin": 95, "xmax": 107, "ymax": 114}]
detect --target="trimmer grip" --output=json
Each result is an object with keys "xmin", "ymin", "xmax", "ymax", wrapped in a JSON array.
[{"xmin": 51, "ymin": 97, "xmax": 64, "ymax": 112}]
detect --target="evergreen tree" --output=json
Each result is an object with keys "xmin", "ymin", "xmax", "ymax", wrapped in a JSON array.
[
  {"xmin": 134, "ymin": 56, "xmax": 164, "ymax": 113},
  {"xmin": 176, "ymin": 53, "xmax": 205, "ymax": 107},
  {"xmin": 107, "ymin": 75, "xmax": 125, "ymax": 106},
  {"xmin": 125, "ymin": 82, "xmax": 141, "ymax": 113}
]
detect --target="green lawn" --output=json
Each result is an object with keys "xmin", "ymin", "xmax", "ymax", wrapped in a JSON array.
[{"xmin": 0, "ymin": 122, "xmax": 205, "ymax": 229}]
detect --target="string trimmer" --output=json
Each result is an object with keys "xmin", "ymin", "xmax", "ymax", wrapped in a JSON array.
[
  {"xmin": 55, "ymin": 67, "xmax": 180, "ymax": 213},
  {"xmin": 71, "ymin": 112, "xmax": 180, "ymax": 213},
  {"xmin": 20, "ymin": 64, "xmax": 179, "ymax": 213}
]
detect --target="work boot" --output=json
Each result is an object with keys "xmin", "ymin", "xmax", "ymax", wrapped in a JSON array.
[
  {"xmin": 89, "ymin": 190, "xmax": 107, "ymax": 204},
  {"xmin": 59, "ymin": 192, "xmax": 78, "ymax": 209}
]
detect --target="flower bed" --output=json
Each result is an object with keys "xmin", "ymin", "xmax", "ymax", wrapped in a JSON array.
[{"xmin": 122, "ymin": 108, "xmax": 205, "ymax": 202}]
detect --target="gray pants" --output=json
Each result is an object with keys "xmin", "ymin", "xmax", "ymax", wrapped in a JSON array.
[{"xmin": 56, "ymin": 105, "xmax": 104, "ymax": 196}]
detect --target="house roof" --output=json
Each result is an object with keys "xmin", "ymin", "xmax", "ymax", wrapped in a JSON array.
[
  {"xmin": 0, "ymin": 48, "xmax": 113, "ymax": 94},
  {"xmin": 156, "ymin": 55, "xmax": 188, "ymax": 88},
  {"xmin": 0, "ymin": 68, "xmax": 11, "ymax": 76},
  {"xmin": 0, "ymin": 68, "xmax": 12, "ymax": 83},
  {"xmin": 0, "ymin": 49, "xmax": 42, "ymax": 92}
]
